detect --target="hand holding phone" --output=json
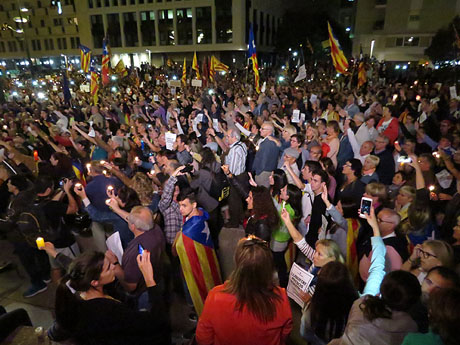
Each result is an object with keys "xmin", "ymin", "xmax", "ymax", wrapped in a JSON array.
[
  {"xmin": 138, "ymin": 244, "xmax": 145, "ymax": 256},
  {"xmin": 359, "ymin": 197, "xmax": 373, "ymax": 218}
]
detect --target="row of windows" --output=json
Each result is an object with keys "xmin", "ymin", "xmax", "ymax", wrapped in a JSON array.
[
  {"xmin": 89, "ymin": 0, "xmax": 189, "ymax": 8},
  {"xmin": 0, "ymin": 36, "xmax": 80, "ymax": 53},
  {"xmin": 91, "ymin": 6, "xmax": 229, "ymax": 48},
  {"xmin": 0, "ymin": 0, "xmax": 75, "ymax": 11},
  {"xmin": 251, "ymin": 9, "xmax": 279, "ymax": 47}
]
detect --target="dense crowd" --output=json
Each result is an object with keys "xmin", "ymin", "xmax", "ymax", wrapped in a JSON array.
[{"xmin": 0, "ymin": 62, "xmax": 459, "ymax": 345}]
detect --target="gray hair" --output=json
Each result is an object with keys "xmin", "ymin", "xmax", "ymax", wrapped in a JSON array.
[
  {"xmin": 127, "ymin": 206, "xmax": 153, "ymax": 231},
  {"xmin": 228, "ymin": 128, "xmax": 241, "ymax": 141}
]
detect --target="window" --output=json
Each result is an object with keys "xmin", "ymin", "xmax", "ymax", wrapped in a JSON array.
[
  {"xmin": 140, "ymin": 11, "xmax": 156, "ymax": 46},
  {"xmin": 90, "ymin": 15, "xmax": 104, "ymax": 48},
  {"xmin": 159, "ymin": 9, "xmax": 174, "ymax": 45},
  {"xmin": 395, "ymin": 36, "xmax": 420, "ymax": 47},
  {"xmin": 112, "ymin": 0, "xmax": 118, "ymax": 5},
  {"xmin": 31, "ymin": 39, "xmax": 41, "ymax": 51},
  {"xmin": 88, "ymin": 0, "xmax": 93, "ymax": 9},
  {"xmin": 121, "ymin": 0, "xmax": 126, "ymax": 5},
  {"xmin": 130, "ymin": 0, "xmax": 135, "ymax": 4},
  {"xmin": 70, "ymin": 37, "xmax": 76, "ymax": 49},
  {"xmin": 123, "ymin": 12, "xmax": 138, "ymax": 46},
  {"xmin": 44, "ymin": 39, "xmax": 49, "ymax": 50},
  {"xmin": 106, "ymin": 13, "xmax": 122, "ymax": 47},
  {"xmin": 49, "ymin": 38, "xmax": 54, "ymax": 50},
  {"xmin": 196, "ymin": 7, "xmax": 211, "ymax": 44},
  {"xmin": 216, "ymin": 0, "xmax": 232, "ymax": 43},
  {"xmin": 259, "ymin": 11, "xmax": 264, "ymax": 46},
  {"xmin": 54, "ymin": 18, "xmax": 63, "ymax": 26},
  {"xmin": 409, "ymin": 14, "xmax": 420, "ymax": 22},
  {"xmin": 105, "ymin": 0, "xmax": 110, "ymax": 6},
  {"xmin": 177, "ymin": 8, "xmax": 192, "ymax": 45},
  {"xmin": 96, "ymin": 0, "xmax": 102, "ymax": 7},
  {"xmin": 40, "ymin": 19, "xmax": 45, "ymax": 27},
  {"xmin": 0, "ymin": 42, "xmax": 5, "ymax": 53}
]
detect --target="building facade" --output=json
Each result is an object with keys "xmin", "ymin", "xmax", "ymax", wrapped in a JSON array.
[
  {"xmin": 0, "ymin": 0, "xmax": 284, "ymax": 70},
  {"xmin": 353, "ymin": 0, "xmax": 460, "ymax": 63}
]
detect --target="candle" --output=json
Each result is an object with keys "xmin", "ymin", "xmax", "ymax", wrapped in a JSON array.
[
  {"xmin": 429, "ymin": 185, "xmax": 435, "ymax": 191},
  {"xmin": 105, "ymin": 199, "xmax": 111, "ymax": 205},
  {"xmin": 33, "ymin": 150, "xmax": 39, "ymax": 161},
  {"xmin": 36, "ymin": 237, "xmax": 45, "ymax": 249},
  {"xmin": 86, "ymin": 163, "xmax": 91, "ymax": 172},
  {"xmin": 75, "ymin": 183, "xmax": 82, "ymax": 190}
]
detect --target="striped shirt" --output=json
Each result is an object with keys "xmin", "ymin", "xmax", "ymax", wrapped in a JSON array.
[
  {"xmin": 226, "ymin": 141, "xmax": 247, "ymax": 176},
  {"xmin": 158, "ymin": 176, "xmax": 182, "ymax": 245},
  {"xmin": 295, "ymin": 237, "xmax": 317, "ymax": 296}
]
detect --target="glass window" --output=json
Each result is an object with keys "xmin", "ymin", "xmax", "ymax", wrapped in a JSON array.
[
  {"xmin": 395, "ymin": 37, "xmax": 403, "ymax": 46},
  {"xmin": 140, "ymin": 11, "xmax": 156, "ymax": 46},
  {"xmin": 404, "ymin": 36, "xmax": 419, "ymax": 46},
  {"xmin": 107, "ymin": 13, "xmax": 122, "ymax": 47},
  {"xmin": 49, "ymin": 39, "xmax": 54, "ymax": 50},
  {"xmin": 123, "ymin": 12, "xmax": 139, "ymax": 47},
  {"xmin": 196, "ymin": 7, "xmax": 211, "ymax": 44},
  {"xmin": 177, "ymin": 8, "xmax": 192, "ymax": 45},
  {"xmin": 216, "ymin": 0, "xmax": 232, "ymax": 43},
  {"xmin": 90, "ymin": 15, "xmax": 104, "ymax": 48},
  {"xmin": 159, "ymin": 9, "xmax": 174, "ymax": 45}
]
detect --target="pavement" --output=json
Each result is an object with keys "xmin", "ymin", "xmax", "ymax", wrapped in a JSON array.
[{"xmin": 0, "ymin": 227, "xmax": 306, "ymax": 345}]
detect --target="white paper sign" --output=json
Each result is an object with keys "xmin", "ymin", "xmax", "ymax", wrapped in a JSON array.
[
  {"xmin": 165, "ymin": 131, "xmax": 177, "ymax": 150},
  {"xmin": 170, "ymin": 87, "xmax": 176, "ymax": 95},
  {"xmin": 292, "ymin": 109, "xmax": 300, "ymax": 123},
  {"xmin": 310, "ymin": 94, "xmax": 317, "ymax": 104},
  {"xmin": 169, "ymin": 80, "xmax": 181, "ymax": 88},
  {"xmin": 191, "ymin": 79, "xmax": 203, "ymax": 87},
  {"xmin": 287, "ymin": 263, "xmax": 314, "ymax": 308},
  {"xmin": 213, "ymin": 118, "xmax": 219, "ymax": 132},
  {"xmin": 106, "ymin": 232, "xmax": 124, "ymax": 265},
  {"xmin": 196, "ymin": 113, "xmax": 203, "ymax": 122},
  {"xmin": 79, "ymin": 84, "xmax": 90, "ymax": 93},
  {"xmin": 450, "ymin": 86, "xmax": 457, "ymax": 100},
  {"xmin": 436, "ymin": 169, "xmax": 453, "ymax": 189},
  {"xmin": 261, "ymin": 81, "xmax": 266, "ymax": 93},
  {"xmin": 300, "ymin": 113, "xmax": 305, "ymax": 122}
]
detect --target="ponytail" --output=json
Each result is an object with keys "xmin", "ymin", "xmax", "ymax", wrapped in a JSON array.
[
  {"xmin": 359, "ymin": 295, "xmax": 392, "ymax": 321},
  {"xmin": 55, "ymin": 275, "xmax": 80, "ymax": 332}
]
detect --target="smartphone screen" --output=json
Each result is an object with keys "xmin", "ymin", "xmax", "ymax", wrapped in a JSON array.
[
  {"xmin": 360, "ymin": 198, "xmax": 372, "ymax": 218},
  {"xmin": 138, "ymin": 244, "xmax": 144, "ymax": 256}
]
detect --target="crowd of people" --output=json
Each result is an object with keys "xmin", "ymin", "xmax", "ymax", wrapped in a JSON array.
[{"xmin": 0, "ymin": 61, "xmax": 459, "ymax": 345}]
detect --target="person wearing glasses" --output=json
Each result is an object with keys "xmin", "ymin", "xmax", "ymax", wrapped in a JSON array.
[
  {"xmin": 401, "ymin": 240, "xmax": 454, "ymax": 284},
  {"xmin": 359, "ymin": 208, "xmax": 409, "ymax": 282},
  {"xmin": 252, "ymin": 122, "xmax": 280, "ymax": 188},
  {"xmin": 196, "ymin": 236, "xmax": 293, "ymax": 345}
]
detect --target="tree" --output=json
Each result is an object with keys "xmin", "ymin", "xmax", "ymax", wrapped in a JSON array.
[
  {"xmin": 275, "ymin": 6, "xmax": 352, "ymax": 61},
  {"xmin": 425, "ymin": 16, "xmax": 460, "ymax": 62}
]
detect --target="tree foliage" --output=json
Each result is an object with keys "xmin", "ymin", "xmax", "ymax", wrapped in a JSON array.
[
  {"xmin": 425, "ymin": 16, "xmax": 460, "ymax": 62},
  {"xmin": 275, "ymin": 5, "xmax": 352, "ymax": 61}
]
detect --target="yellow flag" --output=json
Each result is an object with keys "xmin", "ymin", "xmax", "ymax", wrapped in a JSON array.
[
  {"xmin": 182, "ymin": 57, "xmax": 187, "ymax": 86},
  {"xmin": 192, "ymin": 51, "xmax": 201, "ymax": 79}
]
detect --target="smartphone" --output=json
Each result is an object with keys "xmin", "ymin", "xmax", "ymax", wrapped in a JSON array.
[
  {"xmin": 138, "ymin": 244, "xmax": 144, "ymax": 256},
  {"xmin": 359, "ymin": 197, "xmax": 373, "ymax": 218},
  {"xmin": 397, "ymin": 156, "xmax": 412, "ymax": 163},
  {"xmin": 181, "ymin": 165, "xmax": 193, "ymax": 173},
  {"xmin": 59, "ymin": 178, "xmax": 67, "ymax": 187}
]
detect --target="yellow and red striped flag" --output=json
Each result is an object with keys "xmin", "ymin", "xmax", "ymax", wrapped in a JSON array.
[
  {"xmin": 327, "ymin": 21, "xmax": 349, "ymax": 75},
  {"xmin": 346, "ymin": 218, "xmax": 360, "ymax": 286},
  {"xmin": 209, "ymin": 56, "xmax": 215, "ymax": 82},
  {"xmin": 192, "ymin": 51, "xmax": 201, "ymax": 79},
  {"xmin": 182, "ymin": 57, "xmax": 187, "ymax": 86},
  {"xmin": 114, "ymin": 59, "xmax": 128, "ymax": 78},
  {"xmin": 79, "ymin": 45, "xmax": 91, "ymax": 73},
  {"xmin": 175, "ymin": 209, "xmax": 222, "ymax": 315},
  {"xmin": 248, "ymin": 24, "xmax": 260, "ymax": 93},
  {"xmin": 212, "ymin": 55, "xmax": 229, "ymax": 73},
  {"xmin": 90, "ymin": 68, "xmax": 99, "ymax": 105},
  {"xmin": 357, "ymin": 46, "xmax": 366, "ymax": 88},
  {"xmin": 101, "ymin": 38, "xmax": 110, "ymax": 86}
]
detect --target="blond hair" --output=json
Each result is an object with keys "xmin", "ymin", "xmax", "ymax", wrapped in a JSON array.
[{"xmin": 316, "ymin": 239, "xmax": 345, "ymax": 264}]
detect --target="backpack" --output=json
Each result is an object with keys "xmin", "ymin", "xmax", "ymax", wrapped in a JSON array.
[
  {"xmin": 209, "ymin": 170, "xmax": 230, "ymax": 202},
  {"xmin": 16, "ymin": 200, "xmax": 59, "ymax": 247}
]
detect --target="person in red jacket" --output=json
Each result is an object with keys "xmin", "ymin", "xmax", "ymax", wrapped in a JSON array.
[
  {"xmin": 376, "ymin": 105, "xmax": 399, "ymax": 144},
  {"xmin": 196, "ymin": 236, "xmax": 293, "ymax": 345}
]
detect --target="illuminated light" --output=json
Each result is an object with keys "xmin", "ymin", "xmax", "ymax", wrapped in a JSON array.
[
  {"xmin": 429, "ymin": 185, "xmax": 435, "ymax": 191},
  {"xmin": 281, "ymin": 65, "xmax": 285, "ymax": 69},
  {"xmin": 12, "ymin": 91, "xmax": 18, "ymax": 96},
  {"xmin": 208, "ymin": 89, "xmax": 214, "ymax": 95},
  {"xmin": 370, "ymin": 39, "xmax": 375, "ymax": 58},
  {"xmin": 32, "ymin": 80, "xmax": 38, "ymax": 86},
  {"xmin": 15, "ymin": 29, "xmax": 24, "ymax": 34},
  {"xmin": 336, "ymin": 73, "xmax": 340, "ymax": 77},
  {"xmin": 13, "ymin": 17, "xmax": 28, "ymax": 23},
  {"xmin": 70, "ymin": 80, "xmax": 75, "ymax": 85},
  {"xmin": 395, "ymin": 65, "xmax": 400, "ymax": 70},
  {"xmin": 41, "ymin": 81, "xmax": 46, "ymax": 86},
  {"xmin": 402, "ymin": 65, "xmax": 408, "ymax": 70},
  {"xmin": 111, "ymin": 86, "xmax": 117, "ymax": 92},
  {"xmin": 172, "ymin": 75, "xmax": 177, "ymax": 80},
  {"xmin": 288, "ymin": 48, "xmax": 292, "ymax": 51},
  {"xmin": 37, "ymin": 92, "xmax": 45, "ymax": 99},
  {"xmin": 293, "ymin": 51, "xmax": 298, "ymax": 57},
  {"xmin": 20, "ymin": 7, "xmax": 29, "ymax": 12},
  {"xmin": 111, "ymin": 75, "xmax": 117, "ymax": 81},
  {"xmin": 278, "ymin": 76, "xmax": 284, "ymax": 82},
  {"xmin": 346, "ymin": 27, "xmax": 351, "ymax": 32},
  {"xmin": 220, "ymin": 71, "xmax": 226, "ymax": 75},
  {"xmin": 49, "ymin": 60, "xmax": 54, "ymax": 65},
  {"xmin": 86, "ymin": 75, "xmax": 91, "ymax": 80}
]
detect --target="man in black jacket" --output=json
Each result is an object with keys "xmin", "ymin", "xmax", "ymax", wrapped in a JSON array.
[{"xmin": 374, "ymin": 134, "xmax": 395, "ymax": 185}]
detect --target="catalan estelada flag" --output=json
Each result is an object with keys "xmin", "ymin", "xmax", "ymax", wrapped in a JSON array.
[
  {"xmin": 181, "ymin": 57, "xmax": 187, "ymax": 86},
  {"xmin": 346, "ymin": 218, "xmax": 360, "ymax": 287},
  {"xmin": 248, "ymin": 24, "xmax": 260, "ymax": 93},
  {"xmin": 101, "ymin": 38, "xmax": 110, "ymax": 86},
  {"xmin": 357, "ymin": 46, "xmax": 366, "ymax": 88},
  {"xmin": 79, "ymin": 45, "xmax": 91, "ymax": 73},
  {"xmin": 175, "ymin": 209, "xmax": 222, "ymax": 315},
  {"xmin": 327, "ymin": 21, "xmax": 349, "ymax": 75},
  {"xmin": 192, "ymin": 51, "xmax": 201, "ymax": 79},
  {"xmin": 90, "ymin": 67, "xmax": 99, "ymax": 105},
  {"xmin": 72, "ymin": 161, "xmax": 86, "ymax": 186}
]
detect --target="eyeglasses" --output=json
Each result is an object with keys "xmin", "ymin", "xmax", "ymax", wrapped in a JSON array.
[{"xmin": 417, "ymin": 248, "xmax": 438, "ymax": 259}]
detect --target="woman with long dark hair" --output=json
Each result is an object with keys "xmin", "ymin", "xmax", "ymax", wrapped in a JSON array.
[
  {"xmin": 244, "ymin": 186, "xmax": 280, "ymax": 243},
  {"xmin": 196, "ymin": 236, "xmax": 293, "ymax": 345},
  {"xmin": 330, "ymin": 270, "xmax": 421, "ymax": 345},
  {"xmin": 50, "ymin": 250, "xmax": 170, "ymax": 344},
  {"xmin": 269, "ymin": 169, "xmax": 288, "ymax": 202}
]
